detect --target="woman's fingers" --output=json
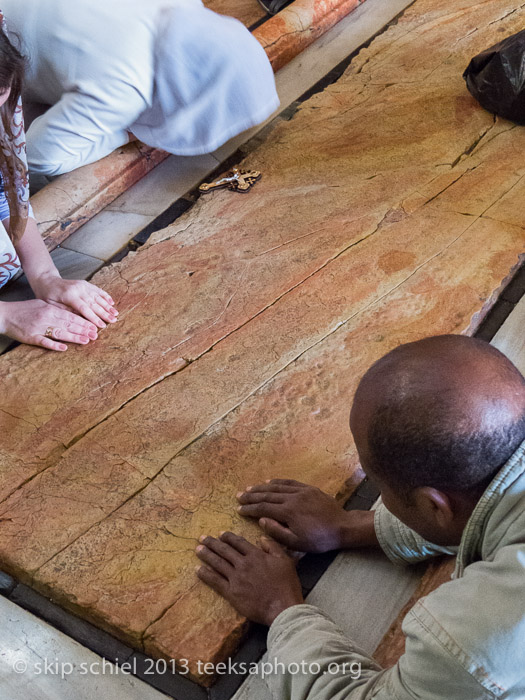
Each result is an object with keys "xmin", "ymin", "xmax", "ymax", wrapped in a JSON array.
[
  {"xmin": 94, "ymin": 287, "xmax": 114, "ymax": 306},
  {"xmin": 37, "ymin": 336, "xmax": 68, "ymax": 352},
  {"xmin": 95, "ymin": 294, "xmax": 118, "ymax": 317},
  {"xmin": 50, "ymin": 326, "xmax": 91, "ymax": 346},
  {"xmin": 86, "ymin": 282, "xmax": 114, "ymax": 306},
  {"xmin": 90, "ymin": 300, "xmax": 117, "ymax": 324},
  {"xmin": 40, "ymin": 309, "xmax": 99, "ymax": 348},
  {"xmin": 76, "ymin": 302, "xmax": 107, "ymax": 328},
  {"xmin": 72, "ymin": 296, "xmax": 118, "ymax": 326},
  {"xmin": 57, "ymin": 310, "xmax": 98, "ymax": 336},
  {"xmin": 66, "ymin": 321, "xmax": 98, "ymax": 340}
]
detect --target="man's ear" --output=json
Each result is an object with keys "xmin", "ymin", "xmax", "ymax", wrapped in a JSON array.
[{"xmin": 412, "ymin": 487, "xmax": 455, "ymax": 528}]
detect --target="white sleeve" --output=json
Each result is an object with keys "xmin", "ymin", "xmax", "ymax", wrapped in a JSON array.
[{"xmin": 25, "ymin": 89, "xmax": 144, "ymax": 176}]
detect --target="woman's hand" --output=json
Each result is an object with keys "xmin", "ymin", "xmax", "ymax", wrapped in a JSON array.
[
  {"xmin": 32, "ymin": 273, "xmax": 118, "ymax": 329},
  {"xmin": 0, "ymin": 299, "xmax": 99, "ymax": 351}
]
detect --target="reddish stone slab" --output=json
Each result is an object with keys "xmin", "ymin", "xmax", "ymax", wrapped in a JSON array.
[
  {"xmin": 33, "ymin": 215, "xmax": 524, "ymax": 680},
  {"xmin": 0, "ymin": 206, "xmax": 500, "ymax": 577}
]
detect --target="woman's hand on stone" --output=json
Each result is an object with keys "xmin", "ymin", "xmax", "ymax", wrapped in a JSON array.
[
  {"xmin": 33, "ymin": 274, "xmax": 118, "ymax": 328},
  {"xmin": 0, "ymin": 299, "xmax": 99, "ymax": 351}
]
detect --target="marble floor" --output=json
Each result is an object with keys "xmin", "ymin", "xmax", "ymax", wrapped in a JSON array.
[{"xmin": 0, "ymin": 0, "xmax": 524, "ymax": 697}]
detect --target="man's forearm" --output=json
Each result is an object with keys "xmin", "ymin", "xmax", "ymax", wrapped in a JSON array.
[{"xmin": 339, "ymin": 510, "xmax": 379, "ymax": 549}]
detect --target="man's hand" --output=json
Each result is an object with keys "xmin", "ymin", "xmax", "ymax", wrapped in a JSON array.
[
  {"xmin": 237, "ymin": 479, "xmax": 378, "ymax": 553},
  {"xmin": 32, "ymin": 274, "xmax": 118, "ymax": 329},
  {"xmin": 195, "ymin": 532, "xmax": 304, "ymax": 626}
]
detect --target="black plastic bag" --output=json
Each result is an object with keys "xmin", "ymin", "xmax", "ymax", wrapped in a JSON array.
[{"xmin": 463, "ymin": 30, "xmax": 525, "ymax": 125}]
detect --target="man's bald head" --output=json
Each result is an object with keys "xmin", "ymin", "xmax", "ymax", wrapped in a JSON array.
[{"xmin": 351, "ymin": 335, "xmax": 525, "ymax": 495}]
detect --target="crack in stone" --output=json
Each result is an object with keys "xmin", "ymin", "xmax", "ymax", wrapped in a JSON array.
[
  {"xmin": 0, "ymin": 408, "xmax": 40, "ymax": 430},
  {"xmin": 141, "ymin": 581, "xmax": 200, "ymax": 644},
  {"xmin": 117, "ymin": 215, "xmax": 486, "ymax": 643},
  {"xmin": 487, "ymin": 3, "xmax": 525, "ymax": 25},
  {"xmin": 422, "ymin": 167, "xmax": 477, "ymax": 206},
  {"xmin": 449, "ymin": 116, "xmax": 497, "ymax": 169},
  {"xmin": 478, "ymin": 173, "xmax": 525, "ymax": 219}
]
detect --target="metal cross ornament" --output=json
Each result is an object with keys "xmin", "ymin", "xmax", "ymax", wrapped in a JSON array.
[{"xmin": 199, "ymin": 167, "xmax": 262, "ymax": 194}]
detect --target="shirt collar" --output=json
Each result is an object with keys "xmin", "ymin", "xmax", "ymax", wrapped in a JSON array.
[{"xmin": 455, "ymin": 439, "xmax": 525, "ymax": 576}]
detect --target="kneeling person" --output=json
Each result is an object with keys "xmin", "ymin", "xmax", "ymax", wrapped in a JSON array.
[{"xmin": 4, "ymin": 0, "xmax": 279, "ymax": 178}]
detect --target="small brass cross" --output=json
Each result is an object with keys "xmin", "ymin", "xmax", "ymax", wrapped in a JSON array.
[{"xmin": 199, "ymin": 167, "xmax": 262, "ymax": 194}]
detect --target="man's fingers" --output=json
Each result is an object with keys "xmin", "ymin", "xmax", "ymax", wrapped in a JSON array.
[
  {"xmin": 237, "ymin": 502, "xmax": 287, "ymax": 520},
  {"xmin": 237, "ymin": 491, "xmax": 287, "ymax": 505},
  {"xmin": 260, "ymin": 536, "xmax": 288, "ymax": 557},
  {"xmin": 198, "ymin": 536, "xmax": 243, "ymax": 566},
  {"xmin": 267, "ymin": 479, "xmax": 308, "ymax": 488},
  {"xmin": 196, "ymin": 544, "xmax": 233, "ymax": 578},
  {"xmin": 219, "ymin": 531, "xmax": 255, "ymax": 555},
  {"xmin": 259, "ymin": 518, "xmax": 300, "ymax": 549},
  {"xmin": 196, "ymin": 565, "xmax": 228, "ymax": 596},
  {"xmin": 239, "ymin": 483, "xmax": 300, "ymax": 497}
]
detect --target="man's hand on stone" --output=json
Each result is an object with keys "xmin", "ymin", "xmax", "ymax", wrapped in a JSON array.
[
  {"xmin": 237, "ymin": 479, "xmax": 379, "ymax": 553},
  {"xmin": 195, "ymin": 531, "xmax": 304, "ymax": 626},
  {"xmin": 236, "ymin": 479, "xmax": 350, "ymax": 552}
]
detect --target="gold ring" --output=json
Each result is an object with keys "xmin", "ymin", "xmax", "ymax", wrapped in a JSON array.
[{"xmin": 44, "ymin": 327, "xmax": 55, "ymax": 339}]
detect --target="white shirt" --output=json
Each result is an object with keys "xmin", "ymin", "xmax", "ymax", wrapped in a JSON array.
[{"xmin": 4, "ymin": 0, "xmax": 279, "ymax": 176}]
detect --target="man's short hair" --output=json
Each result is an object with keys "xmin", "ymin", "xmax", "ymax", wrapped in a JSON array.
[
  {"xmin": 360, "ymin": 336, "xmax": 525, "ymax": 494},
  {"xmin": 368, "ymin": 395, "xmax": 525, "ymax": 494}
]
